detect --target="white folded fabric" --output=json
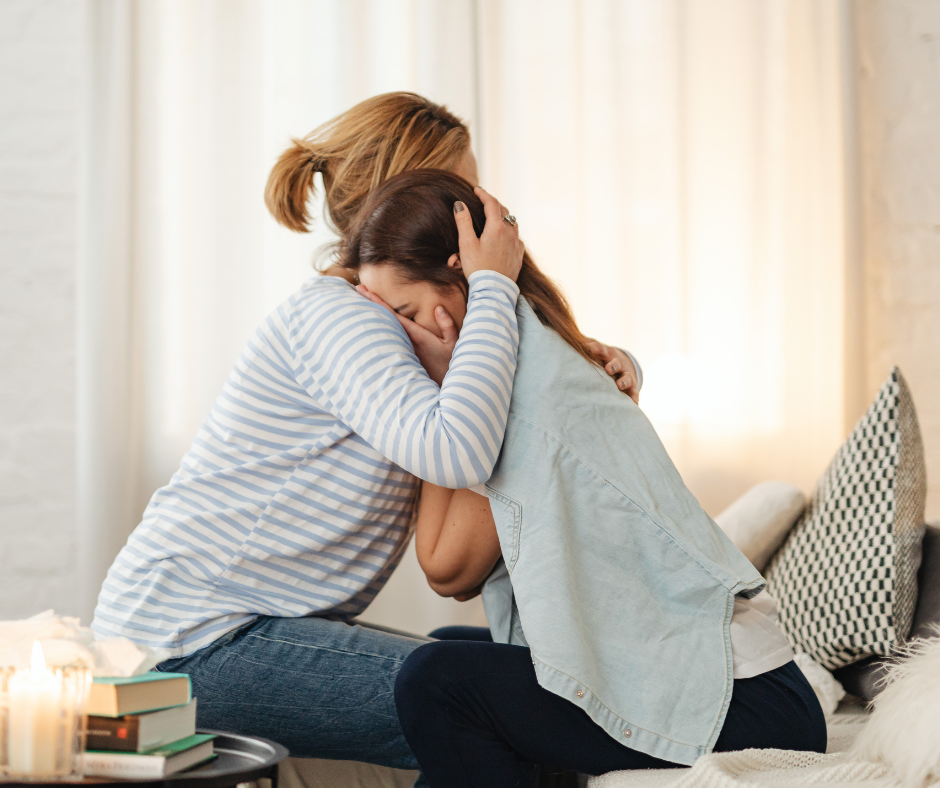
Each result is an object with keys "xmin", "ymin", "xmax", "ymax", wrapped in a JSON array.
[{"xmin": 0, "ymin": 609, "xmax": 164, "ymax": 675}]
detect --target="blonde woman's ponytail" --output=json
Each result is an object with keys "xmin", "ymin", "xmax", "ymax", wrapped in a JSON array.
[
  {"xmin": 265, "ymin": 141, "xmax": 324, "ymax": 233},
  {"xmin": 265, "ymin": 93, "xmax": 471, "ymax": 240}
]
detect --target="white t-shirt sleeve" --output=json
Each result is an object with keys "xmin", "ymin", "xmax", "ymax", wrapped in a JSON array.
[{"xmin": 729, "ymin": 589, "xmax": 794, "ymax": 679}]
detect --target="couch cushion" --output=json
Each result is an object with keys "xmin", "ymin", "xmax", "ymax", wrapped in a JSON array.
[
  {"xmin": 764, "ymin": 367, "xmax": 926, "ymax": 670},
  {"xmin": 913, "ymin": 520, "xmax": 940, "ymax": 636},
  {"xmin": 714, "ymin": 481, "xmax": 806, "ymax": 572}
]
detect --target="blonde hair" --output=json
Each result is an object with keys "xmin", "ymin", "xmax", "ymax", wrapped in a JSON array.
[{"xmin": 265, "ymin": 92, "xmax": 471, "ymax": 241}]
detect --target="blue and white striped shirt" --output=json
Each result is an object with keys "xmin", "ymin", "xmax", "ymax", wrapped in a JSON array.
[{"xmin": 92, "ymin": 271, "xmax": 520, "ymax": 656}]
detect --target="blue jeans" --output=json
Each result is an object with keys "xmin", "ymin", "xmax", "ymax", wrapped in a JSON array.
[
  {"xmin": 155, "ymin": 615, "xmax": 430, "ymax": 770},
  {"xmin": 395, "ymin": 642, "xmax": 827, "ymax": 788}
]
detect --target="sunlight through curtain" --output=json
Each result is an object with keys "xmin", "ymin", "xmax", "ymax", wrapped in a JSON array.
[
  {"xmin": 476, "ymin": 0, "xmax": 851, "ymax": 514},
  {"xmin": 79, "ymin": 0, "xmax": 854, "ymax": 628},
  {"xmin": 80, "ymin": 0, "xmax": 484, "ymax": 629}
]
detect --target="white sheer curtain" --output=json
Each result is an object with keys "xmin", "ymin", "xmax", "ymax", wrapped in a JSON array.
[
  {"xmin": 79, "ymin": 0, "xmax": 485, "ymax": 629},
  {"xmin": 476, "ymin": 0, "xmax": 854, "ymax": 516},
  {"xmin": 79, "ymin": 0, "xmax": 855, "ymax": 630}
]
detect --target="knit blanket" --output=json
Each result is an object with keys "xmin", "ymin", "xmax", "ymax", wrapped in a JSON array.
[
  {"xmin": 588, "ymin": 750, "xmax": 894, "ymax": 788},
  {"xmin": 587, "ymin": 706, "xmax": 884, "ymax": 788}
]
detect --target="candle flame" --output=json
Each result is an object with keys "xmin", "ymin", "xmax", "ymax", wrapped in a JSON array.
[{"xmin": 31, "ymin": 641, "xmax": 46, "ymax": 674}]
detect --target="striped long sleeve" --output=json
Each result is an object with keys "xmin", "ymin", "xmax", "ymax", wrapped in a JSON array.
[
  {"xmin": 290, "ymin": 271, "xmax": 519, "ymax": 488},
  {"xmin": 91, "ymin": 272, "xmax": 520, "ymax": 656}
]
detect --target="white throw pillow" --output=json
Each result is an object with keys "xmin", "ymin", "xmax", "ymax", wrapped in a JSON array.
[{"xmin": 714, "ymin": 481, "xmax": 806, "ymax": 572}]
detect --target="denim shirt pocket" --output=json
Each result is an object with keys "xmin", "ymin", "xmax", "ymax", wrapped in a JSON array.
[{"xmin": 485, "ymin": 488, "xmax": 523, "ymax": 572}]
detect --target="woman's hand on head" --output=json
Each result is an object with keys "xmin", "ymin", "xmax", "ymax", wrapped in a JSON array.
[
  {"xmin": 454, "ymin": 186, "xmax": 525, "ymax": 282},
  {"xmin": 587, "ymin": 340, "xmax": 640, "ymax": 404},
  {"xmin": 357, "ymin": 284, "xmax": 458, "ymax": 386}
]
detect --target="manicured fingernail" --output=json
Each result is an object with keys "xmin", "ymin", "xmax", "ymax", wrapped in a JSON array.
[
  {"xmin": 618, "ymin": 379, "xmax": 627, "ymax": 390},
  {"xmin": 454, "ymin": 201, "xmax": 466, "ymax": 213},
  {"xmin": 610, "ymin": 362, "xmax": 620, "ymax": 373}
]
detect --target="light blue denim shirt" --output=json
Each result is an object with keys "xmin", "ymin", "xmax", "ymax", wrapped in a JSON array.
[{"xmin": 481, "ymin": 299, "xmax": 765, "ymax": 766}]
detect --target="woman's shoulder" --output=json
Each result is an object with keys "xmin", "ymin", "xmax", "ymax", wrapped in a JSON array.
[
  {"xmin": 279, "ymin": 274, "xmax": 361, "ymax": 318},
  {"xmin": 296, "ymin": 272, "xmax": 357, "ymax": 303},
  {"xmin": 277, "ymin": 274, "xmax": 405, "ymax": 343}
]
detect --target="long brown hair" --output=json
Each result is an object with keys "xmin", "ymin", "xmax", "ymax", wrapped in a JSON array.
[
  {"xmin": 265, "ymin": 93, "xmax": 470, "ymax": 240},
  {"xmin": 343, "ymin": 171, "xmax": 600, "ymax": 366}
]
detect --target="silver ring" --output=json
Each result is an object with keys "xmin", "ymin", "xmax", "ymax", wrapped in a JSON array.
[{"xmin": 503, "ymin": 214, "xmax": 517, "ymax": 227}]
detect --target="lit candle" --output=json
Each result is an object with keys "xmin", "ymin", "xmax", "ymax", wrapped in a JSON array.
[{"xmin": 8, "ymin": 642, "xmax": 64, "ymax": 776}]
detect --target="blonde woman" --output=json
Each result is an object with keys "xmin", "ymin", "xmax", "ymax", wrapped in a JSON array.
[{"xmin": 92, "ymin": 93, "xmax": 639, "ymax": 772}]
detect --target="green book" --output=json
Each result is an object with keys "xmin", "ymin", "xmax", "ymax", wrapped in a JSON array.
[
  {"xmin": 86, "ymin": 699, "xmax": 198, "ymax": 752},
  {"xmin": 83, "ymin": 735, "xmax": 216, "ymax": 779},
  {"xmin": 87, "ymin": 732, "xmax": 215, "ymax": 755},
  {"xmin": 87, "ymin": 672, "xmax": 192, "ymax": 717},
  {"xmin": 92, "ymin": 672, "xmax": 190, "ymax": 686}
]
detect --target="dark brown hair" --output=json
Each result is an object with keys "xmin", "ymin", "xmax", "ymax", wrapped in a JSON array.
[{"xmin": 343, "ymin": 170, "xmax": 600, "ymax": 366}]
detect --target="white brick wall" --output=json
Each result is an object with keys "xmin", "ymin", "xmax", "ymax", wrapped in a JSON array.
[
  {"xmin": 0, "ymin": 0, "xmax": 82, "ymax": 618},
  {"xmin": 856, "ymin": 0, "xmax": 940, "ymax": 519}
]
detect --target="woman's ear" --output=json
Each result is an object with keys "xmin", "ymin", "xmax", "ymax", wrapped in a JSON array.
[{"xmin": 447, "ymin": 254, "xmax": 462, "ymax": 271}]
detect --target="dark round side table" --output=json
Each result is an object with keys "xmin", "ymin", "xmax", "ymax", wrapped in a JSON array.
[{"xmin": 2, "ymin": 731, "xmax": 289, "ymax": 788}]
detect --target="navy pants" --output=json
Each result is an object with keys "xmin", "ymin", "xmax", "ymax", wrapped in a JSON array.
[{"xmin": 401, "ymin": 627, "xmax": 827, "ymax": 788}]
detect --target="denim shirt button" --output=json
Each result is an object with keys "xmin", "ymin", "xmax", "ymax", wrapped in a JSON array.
[
  {"xmin": 623, "ymin": 729, "xmax": 632, "ymax": 738},
  {"xmin": 576, "ymin": 690, "xmax": 584, "ymax": 698}
]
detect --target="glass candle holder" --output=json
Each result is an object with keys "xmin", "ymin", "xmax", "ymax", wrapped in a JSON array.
[{"xmin": 0, "ymin": 643, "xmax": 92, "ymax": 781}]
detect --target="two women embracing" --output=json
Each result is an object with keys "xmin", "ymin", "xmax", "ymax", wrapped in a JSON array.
[{"xmin": 93, "ymin": 93, "xmax": 825, "ymax": 788}]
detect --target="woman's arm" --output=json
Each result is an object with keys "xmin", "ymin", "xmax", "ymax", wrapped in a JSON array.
[
  {"xmin": 288, "ymin": 189, "xmax": 523, "ymax": 489},
  {"xmin": 287, "ymin": 270, "xmax": 519, "ymax": 488},
  {"xmin": 415, "ymin": 483, "xmax": 502, "ymax": 598}
]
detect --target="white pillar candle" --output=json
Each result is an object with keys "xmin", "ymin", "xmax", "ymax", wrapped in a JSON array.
[{"xmin": 7, "ymin": 643, "xmax": 64, "ymax": 776}]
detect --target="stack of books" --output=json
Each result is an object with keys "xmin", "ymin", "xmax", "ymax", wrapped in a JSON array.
[{"xmin": 82, "ymin": 673, "xmax": 216, "ymax": 778}]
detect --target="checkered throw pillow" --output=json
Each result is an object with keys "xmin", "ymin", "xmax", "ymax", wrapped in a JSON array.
[{"xmin": 764, "ymin": 367, "xmax": 926, "ymax": 670}]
